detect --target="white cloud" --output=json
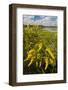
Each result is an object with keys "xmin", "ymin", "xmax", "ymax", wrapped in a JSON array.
[{"xmin": 23, "ymin": 15, "xmax": 57, "ymax": 26}]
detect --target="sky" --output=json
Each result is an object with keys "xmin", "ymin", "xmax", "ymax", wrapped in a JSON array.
[{"xmin": 23, "ymin": 15, "xmax": 57, "ymax": 26}]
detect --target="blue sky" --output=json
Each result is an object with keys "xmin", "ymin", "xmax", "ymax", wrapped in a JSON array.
[{"xmin": 23, "ymin": 15, "xmax": 57, "ymax": 26}]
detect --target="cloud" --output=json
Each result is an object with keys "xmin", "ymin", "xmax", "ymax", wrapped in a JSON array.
[{"xmin": 23, "ymin": 15, "xmax": 57, "ymax": 26}]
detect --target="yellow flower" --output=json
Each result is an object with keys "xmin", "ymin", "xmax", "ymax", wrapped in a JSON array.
[
  {"xmin": 46, "ymin": 48, "xmax": 55, "ymax": 59},
  {"xmin": 44, "ymin": 57, "xmax": 49, "ymax": 70},
  {"xmin": 25, "ymin": 49, "xmax": 36, "ymax": 61},
  {"xmin": 27, "ymin": 49, "xmax": 35, "ymax": 55},
  {"xmin": 25, "ymin": 54, "xmax": 32, "ymax": 61},
  {"xmin": 28, "ymin": 57, "xmax": 34, "ymax": 67},
  {"xmin": 49, "ymin": 58, "xmax": 54, "ymax": 64}
]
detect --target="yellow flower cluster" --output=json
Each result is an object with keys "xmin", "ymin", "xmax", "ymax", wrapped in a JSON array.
[{"xmin": 24, "ymin": 42, "xmax": 55, "ymax": 71}]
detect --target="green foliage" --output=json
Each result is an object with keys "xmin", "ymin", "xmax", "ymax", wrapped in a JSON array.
[{"xmin": 23, "ymin": 24, "xmax": 57, "ymax": 74}]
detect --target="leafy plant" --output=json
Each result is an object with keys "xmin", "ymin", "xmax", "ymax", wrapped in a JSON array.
[{"xmin": 23, "ymin": 24, "xmax": 57, "ymax": 74}]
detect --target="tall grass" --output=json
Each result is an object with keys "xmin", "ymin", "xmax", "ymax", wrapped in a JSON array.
[{"xmin": 23, "ymin": 25, "xmax": 57, "ymax": 74}]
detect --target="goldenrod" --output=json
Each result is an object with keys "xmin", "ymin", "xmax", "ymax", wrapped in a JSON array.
[
  {"xmin": 25, "ymin": 54, "xmax": 32, "ymax": 61},
  {"xmin": 44, "ymin": 57, "xmax": 49, "ymax": 70},
  {"xmin": 46, "ymin": 48, "xmax": 55, "ymax": 59},
  {"xmin": 27, "ymin": 49, "xmax": 35, "ymax": 55},
  {"xmin": 28, "ymin": 57, "xmax": 34, "ymax": 67},
  {"xmin": 49, "ymin": 58, "xmax": 54, "ymax": 64}
]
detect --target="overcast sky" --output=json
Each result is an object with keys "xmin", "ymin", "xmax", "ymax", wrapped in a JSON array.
[{"xmin": 23, "ymin": 15, "xmax": 57, "ymax": 26}]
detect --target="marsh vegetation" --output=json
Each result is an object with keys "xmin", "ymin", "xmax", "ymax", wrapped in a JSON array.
[{"xmin": 23, "ymin": 24, "xmax": 57, "ymax": 74}]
